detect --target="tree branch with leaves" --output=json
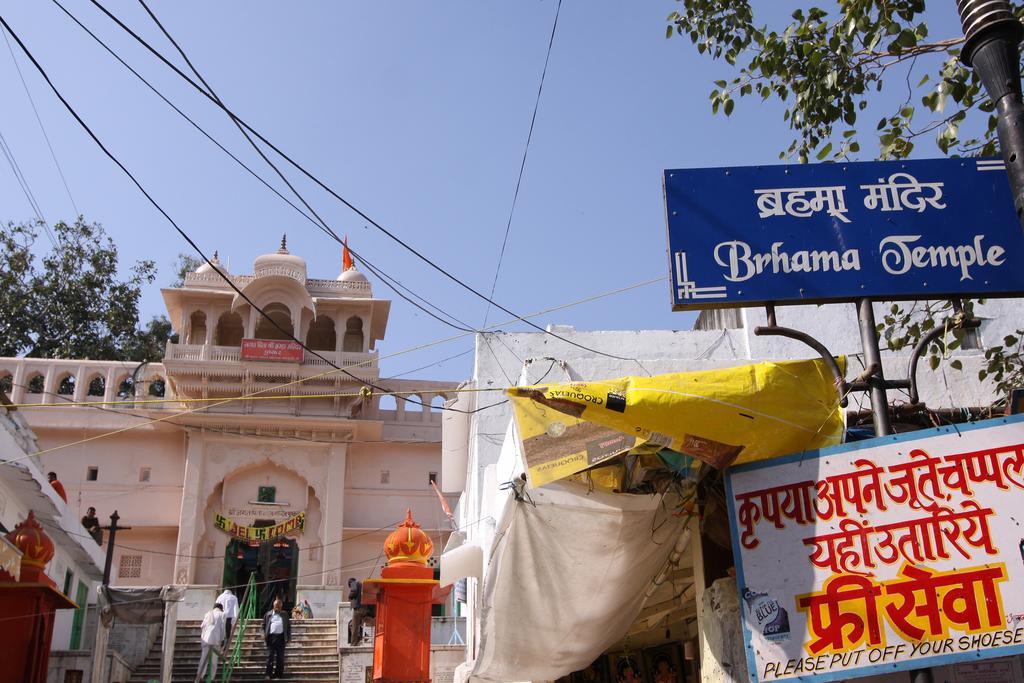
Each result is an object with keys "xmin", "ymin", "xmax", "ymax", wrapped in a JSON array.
[{"xmin": 667, "ymin": 0, "xmax": 1024, "ymax": 408}]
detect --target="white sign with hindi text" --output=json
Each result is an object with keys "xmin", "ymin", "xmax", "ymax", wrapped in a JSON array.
[{"xmin": 726, "ymin": 416, "xmax": 1024, "ymax": 683}]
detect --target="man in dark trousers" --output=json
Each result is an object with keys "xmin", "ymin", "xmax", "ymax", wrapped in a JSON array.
[
  {"xmin": 347, "ymin": 577, "xmax": 366, "ymax": 646},
  {"xmin": 262, "ymin": 597, "xmax": 290, "ymax": 680}
]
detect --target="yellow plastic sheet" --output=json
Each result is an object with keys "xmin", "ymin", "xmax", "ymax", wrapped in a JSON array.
[{"xmin": 508, "ymin": 358, "xmax": 846, "ymax": 488}]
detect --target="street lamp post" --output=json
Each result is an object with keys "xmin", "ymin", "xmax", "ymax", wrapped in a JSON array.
[{"xmin": 957, "ymin": 0, "xmax": 1024, "ymax": 226}]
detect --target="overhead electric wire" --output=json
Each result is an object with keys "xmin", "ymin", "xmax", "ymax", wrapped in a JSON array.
[
  {"xmin": 48, "ymin": 0, "xmax": 475, "ymax": 337},
  {"xmin": 8, "ymin": 385, "xmax": 504, "ymax": 409},
  {"xmin": 0, "ymin": 127, "xmax": 50, "ymax": 233},
  {"xmin": 0, "ymin": 17, "xmax": 488, "ymax": 424},
  {"xmin": 135, "ymin": 0, "xmax": 479, "ymax": 336},
  {"xmin": 2, "ymin": 28, "xmax": 79, "ymax": 217},
  {"xmin": 1, "ymin": 275, "xmax": 661, "ymax": 466},
  {"xmin": 78, "ymin": 0, "xmax": 647, "ymax": 364},
  {"xmin": 482, "ymin": 0, "xmax": 562, "ymax": 328}
]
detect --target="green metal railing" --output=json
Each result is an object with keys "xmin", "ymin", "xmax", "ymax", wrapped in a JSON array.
[{"xmin": 204, "ymin": 573, "xmax": 257, "ymax": 683}]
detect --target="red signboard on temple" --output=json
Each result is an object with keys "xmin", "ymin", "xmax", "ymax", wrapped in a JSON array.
[{"xmin": 240, "ymin": 339, "xmax": 304, "ymax": 363}]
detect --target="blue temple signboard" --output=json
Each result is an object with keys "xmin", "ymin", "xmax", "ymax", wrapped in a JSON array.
[{"xmin": 664, "ymin": 158, "xmax": 1024, "ymax": 310}]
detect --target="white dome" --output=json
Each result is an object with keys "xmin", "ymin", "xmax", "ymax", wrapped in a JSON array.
[
  {"xmin": 253, "ymin": 236, "xmax": 306, "ymax": 282},
  {"xmin": 195, "ymin": 251, "xmax": 228, "ymax": 275},
  {"xmin": 338, "ymin": 266, "xmax": 368, "ymax": 283}
]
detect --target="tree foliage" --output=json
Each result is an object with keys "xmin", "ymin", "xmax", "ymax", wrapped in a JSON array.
[
  {"xmin": 666, "ymin": 0, "xmax": 1023, "ymax": 162},
  {"xmin": 667, "ymin": 1, "xmax": 1024, "ymax": 407},
  {"xmin": 0, "ymin": 218, "xmax": 173, "ymax": 361}
]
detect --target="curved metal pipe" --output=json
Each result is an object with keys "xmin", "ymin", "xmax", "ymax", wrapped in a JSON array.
[
  {"xmin": 753, "ymin": 325, "xmax": 848, "ymax": 407},
  {"xmin": 907, "ymin": 318, "xmax": 982, "ymax": 404}
]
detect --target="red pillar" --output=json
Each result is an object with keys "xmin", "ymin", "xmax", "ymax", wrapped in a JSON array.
[
  {"xmin": 365, "ymin": 510, "xmax": 450, "ymax": 683},
  {"xmin": 0, "ymin": 511, "xmax": 77, "ymax": 683}
]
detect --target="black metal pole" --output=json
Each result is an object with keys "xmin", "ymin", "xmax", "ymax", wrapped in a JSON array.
[
  {"xmin": 101, "ymin": 510, "xmax": 128, "ymax": 585},
  {"xmin": 957, "ymin": 0, "xmax": 1024, "ymax": 227},
  {"xmin": 856, "ymin": 299, "xmax": 893, "ymax": 437}
]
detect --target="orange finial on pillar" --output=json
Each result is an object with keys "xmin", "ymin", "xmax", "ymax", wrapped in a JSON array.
[{"xmin": 365, "ymin": 509, "xmax": 449, "ymax": 683}]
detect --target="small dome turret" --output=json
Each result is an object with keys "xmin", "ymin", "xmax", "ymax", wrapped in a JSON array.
[
  {"xmin": 195, "ymin": 250, "xmax": 229, "ymax": 275},
  {"xmin": 253, "ymin": 235, "xmax": 307, "ymax": 283}
]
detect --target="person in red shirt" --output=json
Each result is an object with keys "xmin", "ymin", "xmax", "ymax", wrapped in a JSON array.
[{"xmin": 47, "ymin": 472, "xmax": 67, "ymax": 503}]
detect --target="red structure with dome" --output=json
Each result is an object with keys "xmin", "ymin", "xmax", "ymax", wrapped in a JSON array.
[
  {"xmin": 365, "ymin": 509, "xmax": 450, "ymax": 683},
  {"xmin": 0, "ymin": 510, "xmax": 77, "ymax": 683}
]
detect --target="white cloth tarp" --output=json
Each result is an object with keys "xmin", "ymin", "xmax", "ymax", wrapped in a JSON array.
[{"xmin": 470, "ymin": 479, "xmax": 687, "ymax": 682}]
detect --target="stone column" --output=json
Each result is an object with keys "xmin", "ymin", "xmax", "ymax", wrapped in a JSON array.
[
  {"xmin": 11, "ymin": 363, "xmax": 27, "ymax": 404},
  {"xmin": 73, "ymin": 366, "xmax": 88, "ymax": 403},
  {"xmin": 203, "ymin": 308, "xmax": 214, "ymax": 347},
  {"xmin": 104, "ymin": 367, "xmax": 119, "ymax": 404},
  {"xmin": 321, "ymin": 443, "xmax": 347, "ymax": 589},
  {"xmin": 699, "ymin": 577, "xmax": 748, "ymax": 683},
  {"xmin": 172, "ymin": 433, "xmax": 206, "ymax": 585},
  {"xmin": 42, "ymin": 364, "xmax": 57, "ymax": 404},
  {"xmin": 245, "ymin": 307, "xmax": 257, "ymax": 339}
]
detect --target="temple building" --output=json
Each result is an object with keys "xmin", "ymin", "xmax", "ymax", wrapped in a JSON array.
[{"xmin": 0, "ymin": 239, "xmax": 458, "ymax": 619}]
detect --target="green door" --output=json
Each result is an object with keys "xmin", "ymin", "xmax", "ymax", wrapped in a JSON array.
[{"xmin": 70, "ymin": 580, "xmax": 88, "ymax": 649}]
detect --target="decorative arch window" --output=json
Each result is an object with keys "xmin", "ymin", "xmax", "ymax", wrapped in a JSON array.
[
  {"xmin": 148, "ymin": 376, "xmax": 166, "ymax": 398},
  {"xmin": 378, "ymin": 394, "xmax": 398, "ymax": 412},
  {"xmin": 26, "ymin": 374, "xmax": 45, "ymax": 394},
  {"xmin": 254, "ymin": 303, "xmax": 293, "ymax": 341},
  {"xmin": 215, "ymin": 311, "xmax": 244, "ymax": 346},
  {"xmin": 88, "ymin": 375, "xmax": 105, "ymax": 397},
  {"xmin": 306, "ymin": 316, "xmax": 336, "ymax": 351},
  {"xmin": 57, "ymin": 374, "xmax": 75, "ymax": 396},
  {"xmin": 188, "ymin": 311, "xmax": 207, "ymax": 345},
  {"xmin": 0, "ymin": 373, "xmax": 12, "ymax": 395},
  {"xmin": 430, "ymin": 395, "xmax": 446, "ymax": 413},
  {"xmin": 343, "ymin": 316, "xmax": 364, "ymax": 353},
  {"xmin": 116, "ymin": 376, "xmax": 134, "ymax": 398}
]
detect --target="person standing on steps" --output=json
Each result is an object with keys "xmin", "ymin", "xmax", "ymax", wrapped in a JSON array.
[
  {"xmin": 217, "ymin": 587, "xmax": 239, "ymax": 645},
  {"xmin": 195, "ymin": 602, "xmax": 225, "ymax": 683},
  {"xmin": 262, "ymin": 597, "xmax": 290, "ymax": 680}
]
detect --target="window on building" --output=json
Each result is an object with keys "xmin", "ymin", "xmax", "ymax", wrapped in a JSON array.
[
  {"xmin": 380, "ymin": 470, "xmax": 390, "ymax": 484},
  {"xmin": 87, "ymin": 376, "xmax": 105, "ymax": 397},
  {"xmin": 118, "ymin": 554, "xmax": 142, "ymax": 579},
  {"xmin": 139, "ymin": 467, "xmax": 151, "ymax": 483},
  {"xmin": 27, "ymin": 374, "xmax": 44, "ymax": 394},
  {"xmin": 63, "ymin": 671, "xmax": 84, "ymax": 683},
  {"xmin": 257, "ymin": 486, "xmax": 276, "ymax": 503},
  {"xmin": 428, "ymin": 472, "xmax": 438, "ymax": 486},
  {"xmin": 254, "ymin": 303, "xmax": 293, "ymax": 341},
  {"xmin": 57, "ymin": 375, "xmax": 75, "ymax": 396},
  {"xmin": 86, "ymin": 466, "xmax": 98, "ymax": 482},
  {"xmin": 957, "ymin": 326, "xmax": 983, "ymax": 351},
  {"xmin": 63, "ymin": 568, "xmax": 73, "ymax": 596},
  {"xmin": 343, "ymin": 316, "xmax": 364, "ymax": 353},
  {"xmin": 148, "ymin": 377, "xmax": 166, "ymax": 398},
  {"xmin": 215, "ymin": 312, "xmax": 244, "ymax": 346}
]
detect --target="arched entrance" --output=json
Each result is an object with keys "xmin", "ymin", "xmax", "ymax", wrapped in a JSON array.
[{"xmin": 223, "ymin": 534, "xmax": 299, "ymax": 615}]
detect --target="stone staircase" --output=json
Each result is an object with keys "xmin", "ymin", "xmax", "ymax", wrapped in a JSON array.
[{"xmin": 128, "ymin": 618, "xmax": 340, "ymax": 682}]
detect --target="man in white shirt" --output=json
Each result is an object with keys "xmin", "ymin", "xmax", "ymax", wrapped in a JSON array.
[
  {"xmin": 195, "ymin": 602, "xmax": 225, "ymax": 683},
  {"xmin": 217, "ymin": 588, "xmax": 239, "ymax": 644},
  {"xmin": 262, "ymin": 598, "xmax": 290, "ymax": 680}
]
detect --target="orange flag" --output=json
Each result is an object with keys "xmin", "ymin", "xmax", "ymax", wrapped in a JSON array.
[{"xmin": 343, "ymin": 236, "xmax": 354, "ymax": 271}]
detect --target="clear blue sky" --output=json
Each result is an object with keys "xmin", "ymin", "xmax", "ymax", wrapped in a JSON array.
[{"xmin": 0, "ymin": 2, "xmax": 969, "ymax": 381}]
